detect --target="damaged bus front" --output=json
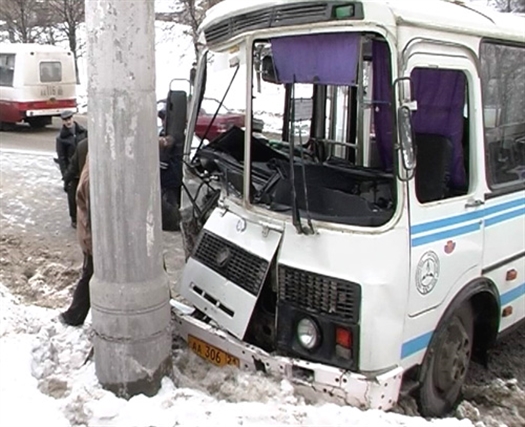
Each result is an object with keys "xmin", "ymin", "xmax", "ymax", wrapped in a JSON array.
[
  {"xmin": 171, "ymin": 0, "xmax": 525, "ymax": 416},
  {"xmin": 174, "ymin": 0, "xmax": 407, "ymax": 411}
]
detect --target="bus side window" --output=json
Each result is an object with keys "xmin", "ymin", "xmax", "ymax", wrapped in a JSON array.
[
  {"xmin": 410, "ymin": 67, "xmax": 470, "ymax": 203},
  {"xmin": 0, "ymin": 54, "xmax": 15, "ymax": 87},
  {"xmin": 481, "ymin": 42, "xmax": 525, "ymax": 187}
]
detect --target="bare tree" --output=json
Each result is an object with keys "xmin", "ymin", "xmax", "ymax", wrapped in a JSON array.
[
  {"xmin": 0, "ymin": 0, "xmax": 44, "ymax": 43},
  {"xmin": 488, "ymin": 0, "xmax": 525, "ymax": 12},
  {"xmin": 175, "ymin": 0, "xmax": 223, "ymax": 59},
  {"xmin": 45, "ymin": 0, "xmax": 85, "ymax": 83}
]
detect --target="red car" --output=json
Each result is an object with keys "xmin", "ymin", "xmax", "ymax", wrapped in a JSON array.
[{"xmin": 158, "ymin": 98, "xmax": 264, "ymax": 141}]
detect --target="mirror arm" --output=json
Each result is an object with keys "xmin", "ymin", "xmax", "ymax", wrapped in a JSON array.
[{"xmin": 392, "ymin": 76, "xmax": 417, "ymax": 179}]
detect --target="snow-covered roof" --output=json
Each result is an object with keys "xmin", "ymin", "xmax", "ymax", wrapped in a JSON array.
[
  {"xmin": 0, "ymin": 43, "xmax": 71, "ymax": 54},
  {"xmin": 201, "ymin": 0, "xmax": 525, "ymax": 43}
]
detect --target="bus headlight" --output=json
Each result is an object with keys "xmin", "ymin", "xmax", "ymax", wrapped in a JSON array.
[{"xmin": 296, "ymin": 318, "xmax": 320, "ymax": 350}]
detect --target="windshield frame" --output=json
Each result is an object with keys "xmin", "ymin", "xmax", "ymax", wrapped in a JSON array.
[
  {"xmin": 184, "ymin": 49, "xmax": 208, "ymax": 164},
  {"xmin": 185, "ymin": 27, "xmax": 406, "ymax": 232},
  {"xmin": 247, "ymin": 31, "xmax": 401, "ymax": 228},
  {"xmin": 243, "ymin": 36, "xmax": 255, "ymax": 205}
]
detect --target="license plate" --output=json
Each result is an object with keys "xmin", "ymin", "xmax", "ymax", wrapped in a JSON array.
[
  {"xmin": 188, "ymin": 335, "xmax": 240, "ymax": 368},
  {"xmin": 40, "ymin": 85, "xmax": 63, "ymax": 97}
]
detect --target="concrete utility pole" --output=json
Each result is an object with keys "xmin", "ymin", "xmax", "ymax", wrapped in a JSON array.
[{"xmin": 86, "ymin": 0, "xmax": 172, "ymax": 397}]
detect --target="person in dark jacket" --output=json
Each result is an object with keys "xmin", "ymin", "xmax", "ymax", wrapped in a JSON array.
[
  {"xmin": 56, "ymin": 110, "xmax": 87, "ymax": 228},
  {"xmin": 63, "ymin": 138, "xmax": 88, "ymax": 200},
  {"xmin": 159, "ymin": 135, "xmax": 181, "ymax": 231},
  {"xmin": 60, "ymin": 154, "xmax": 93, "ymax": 326}
]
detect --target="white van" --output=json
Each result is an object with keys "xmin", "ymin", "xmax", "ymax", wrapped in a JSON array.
[{"xmin": 0, "ymin": 43, "xmax": 77, "ymax": 129}]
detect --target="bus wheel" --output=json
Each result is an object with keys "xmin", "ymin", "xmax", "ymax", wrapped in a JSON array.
[
  {"xmin": 417, "ymin": 304, "xmax": 473, "ymax": 417},
  {"xmin": 27, "ymin": 117, "xmax": 50, "ymax": 129},
  {"xmin": 0, "ymin": 121, "xmax": 16, "ymax": 131}
]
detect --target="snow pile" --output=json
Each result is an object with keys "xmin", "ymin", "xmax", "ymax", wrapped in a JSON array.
[
  {"xmin": 0, "ymin": 280, "xmax": 478, "ymax": 427},
  {"xmin": 458, "ymin": 379, "xmax": 525, "ymax": 427},
  {"xmin": 31, "ymin": 320, "xmax": 93, "ymax": 394},
  {"xmin": 0, "ymin": 283, "xmax": 60, "ymax": 338},
  {"xmin": 0, "ymin": 284, "xmax": 70, "ymax": 427}
]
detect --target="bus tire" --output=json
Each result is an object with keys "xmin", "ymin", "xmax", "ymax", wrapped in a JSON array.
[
  {"xmin": 27, "ymin": 117, "xmax": 50, "ymax": 129},
  {"xmin": 417, "ymin": 303, "xmax": 473, "ymax": 417}
]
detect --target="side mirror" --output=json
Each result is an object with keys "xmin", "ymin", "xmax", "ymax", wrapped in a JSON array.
[
  {"xmin": 397, "ymin": 105, "xmax": 416, "ymax": 171},
  {"xmin": 261, "ymin": 55, "xmax": 279, "ymax": 84},
  {"xmin": 393, "ymin": 76, "xmax": 417, "ymax": 175},
  {"xmin": 165, "ymin": 89, "xmax": 187, "ymax": 139}
]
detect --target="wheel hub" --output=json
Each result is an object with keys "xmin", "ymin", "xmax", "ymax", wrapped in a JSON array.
[{"xmin": 434, "ymin": 321, "xmax": 471, "ymax": 394}]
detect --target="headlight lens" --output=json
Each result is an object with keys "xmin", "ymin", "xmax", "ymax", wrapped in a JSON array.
[{"xmin": 296, "ymin": 318, "xmax": 320, "ymax": 350}]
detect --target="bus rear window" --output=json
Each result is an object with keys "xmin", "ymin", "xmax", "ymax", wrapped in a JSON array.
[{"xmin": 40, "ymin": 61, "xmax": 62, "ymax": 83}]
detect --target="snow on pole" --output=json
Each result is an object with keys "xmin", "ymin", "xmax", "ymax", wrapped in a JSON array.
[{"xmin": 85, "ymin": 0, "xmax": 171, "ymax": 397}]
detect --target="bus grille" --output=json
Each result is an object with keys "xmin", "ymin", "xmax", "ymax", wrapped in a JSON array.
[
  {"xmin": 278, "ymin": 265, "xmax": 361, "ymax": 323},
  {"xmin": 204, "ymin": 2, "xmax": 331, "ymax": 46},
  {"xmin": 193, "ymin": 231, "xmax": 269, "ymax": 296}
]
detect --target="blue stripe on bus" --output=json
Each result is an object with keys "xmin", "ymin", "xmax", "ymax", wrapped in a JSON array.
[
  {"xmin": 402, "ymin": 283, "xmax": 524, "ymax": 359},
  {"xmin": 401, "ymin": 331, "xmax": 433, "ymax": 359},
  {"xmin": 411, "ymin": 222, "xmax": 481, "ymax": 247},
  {"xmin": 500, "ymin": 283, "xmax": 525, "ymax": 305},
  {"xmin": 485, "ymin": 207, "xmax": 525, "ymax": 228},
  {"xmin": 484, "ymin": 198, "xmax": 525, "ymax": 216},
  {"xmin": 411, "ymin": 211, "xmax": 483, "ymax": 235},
  {"xmin": 410, "ymin": 197, "xmax": 525, "ymax": 247},
  {"xmin": 411, "ymin": 198, "xmax": 524, "ymax": 235}
]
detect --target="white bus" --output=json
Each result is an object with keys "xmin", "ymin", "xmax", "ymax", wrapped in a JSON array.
[
  {"xmin": 0, "ymin": 43, "xmax": 77, "ymax": 129},
  {"xmin": 172, "ymin": 0, "xmax": 525, "ymax": 417}
]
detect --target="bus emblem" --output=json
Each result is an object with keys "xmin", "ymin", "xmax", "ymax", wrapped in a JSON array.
[{"xmin": 416, "ymin": 251, "xmax": 440, "ymax": 295}]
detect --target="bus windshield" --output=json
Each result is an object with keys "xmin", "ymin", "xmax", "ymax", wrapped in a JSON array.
[{"xmin": 190, "ymin": 32, "xmax": 397, "ymax": 228}]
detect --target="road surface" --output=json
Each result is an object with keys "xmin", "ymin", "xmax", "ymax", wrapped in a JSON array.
[
  {"xmin": 0, "ymin": 115, "xmax": 88, "ymax": 153},
  {"xmin": 0, "ymin": 120, "xmax": 185, "ymax": 295}
]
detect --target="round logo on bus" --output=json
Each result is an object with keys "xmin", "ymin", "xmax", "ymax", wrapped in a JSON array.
[{"xmin": 416, "ymin": 251, "xmax": 440, "ymax": 295}]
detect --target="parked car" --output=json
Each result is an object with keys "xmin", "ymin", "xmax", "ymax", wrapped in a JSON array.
[{"xmin": 157, "ymin": 97, "xmax": 264, "ymax": 141}]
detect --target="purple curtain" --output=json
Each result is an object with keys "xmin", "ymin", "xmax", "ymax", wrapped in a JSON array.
[
  {"xmin": 271, "ymin": 33, "xmax": 359, "ymax": 85},
  {"xmin": 372, "ymin": 41, "xmax": 393, "ymax": 171},
  {"xmin": 411, "ymin": 68, "xmax": 467, "ymax": 188},
  {"xmin": 372, "ymin": 48, "xmax": 467, "ymax": 188}
]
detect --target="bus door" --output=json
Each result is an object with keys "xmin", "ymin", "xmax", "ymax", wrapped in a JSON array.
[{"xmin": 403, "ymin": 46, "xmax": 485, "ymax": 316}]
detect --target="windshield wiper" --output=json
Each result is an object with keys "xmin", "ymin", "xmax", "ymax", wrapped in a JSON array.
[
  {"xmin": 297, "ymin": 117, "xmax": 314, "ymax": 234},
  {"xmin": 288, "ymin": 78, "xmax": 314, "ymax": 235},
  {"xmin": 288, "ymin": 80, "xmax": 301, "ymax": 233}
]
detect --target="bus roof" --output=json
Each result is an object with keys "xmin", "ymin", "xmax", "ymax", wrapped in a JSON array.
[
  {"xmin": 202, "ymin": 0, "xmax": 525, "ymax": 43},
  {"xmin": 0, "ymin": 43, "xmax": 71, "ymax": 54}
]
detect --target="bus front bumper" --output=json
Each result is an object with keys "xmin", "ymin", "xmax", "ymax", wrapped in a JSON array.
[{"xmin": 171, "ymin": 299, "xmax": 403, "ymax": 410}]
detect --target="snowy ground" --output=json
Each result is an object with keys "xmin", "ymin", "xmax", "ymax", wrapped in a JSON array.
[
  {"xmin": 1, "ymin": 149, "xmax": 524, "ymax": 427},
  {"xmin": 0, "ymin": 150, "xmax": 480, "ymax": 427}
]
